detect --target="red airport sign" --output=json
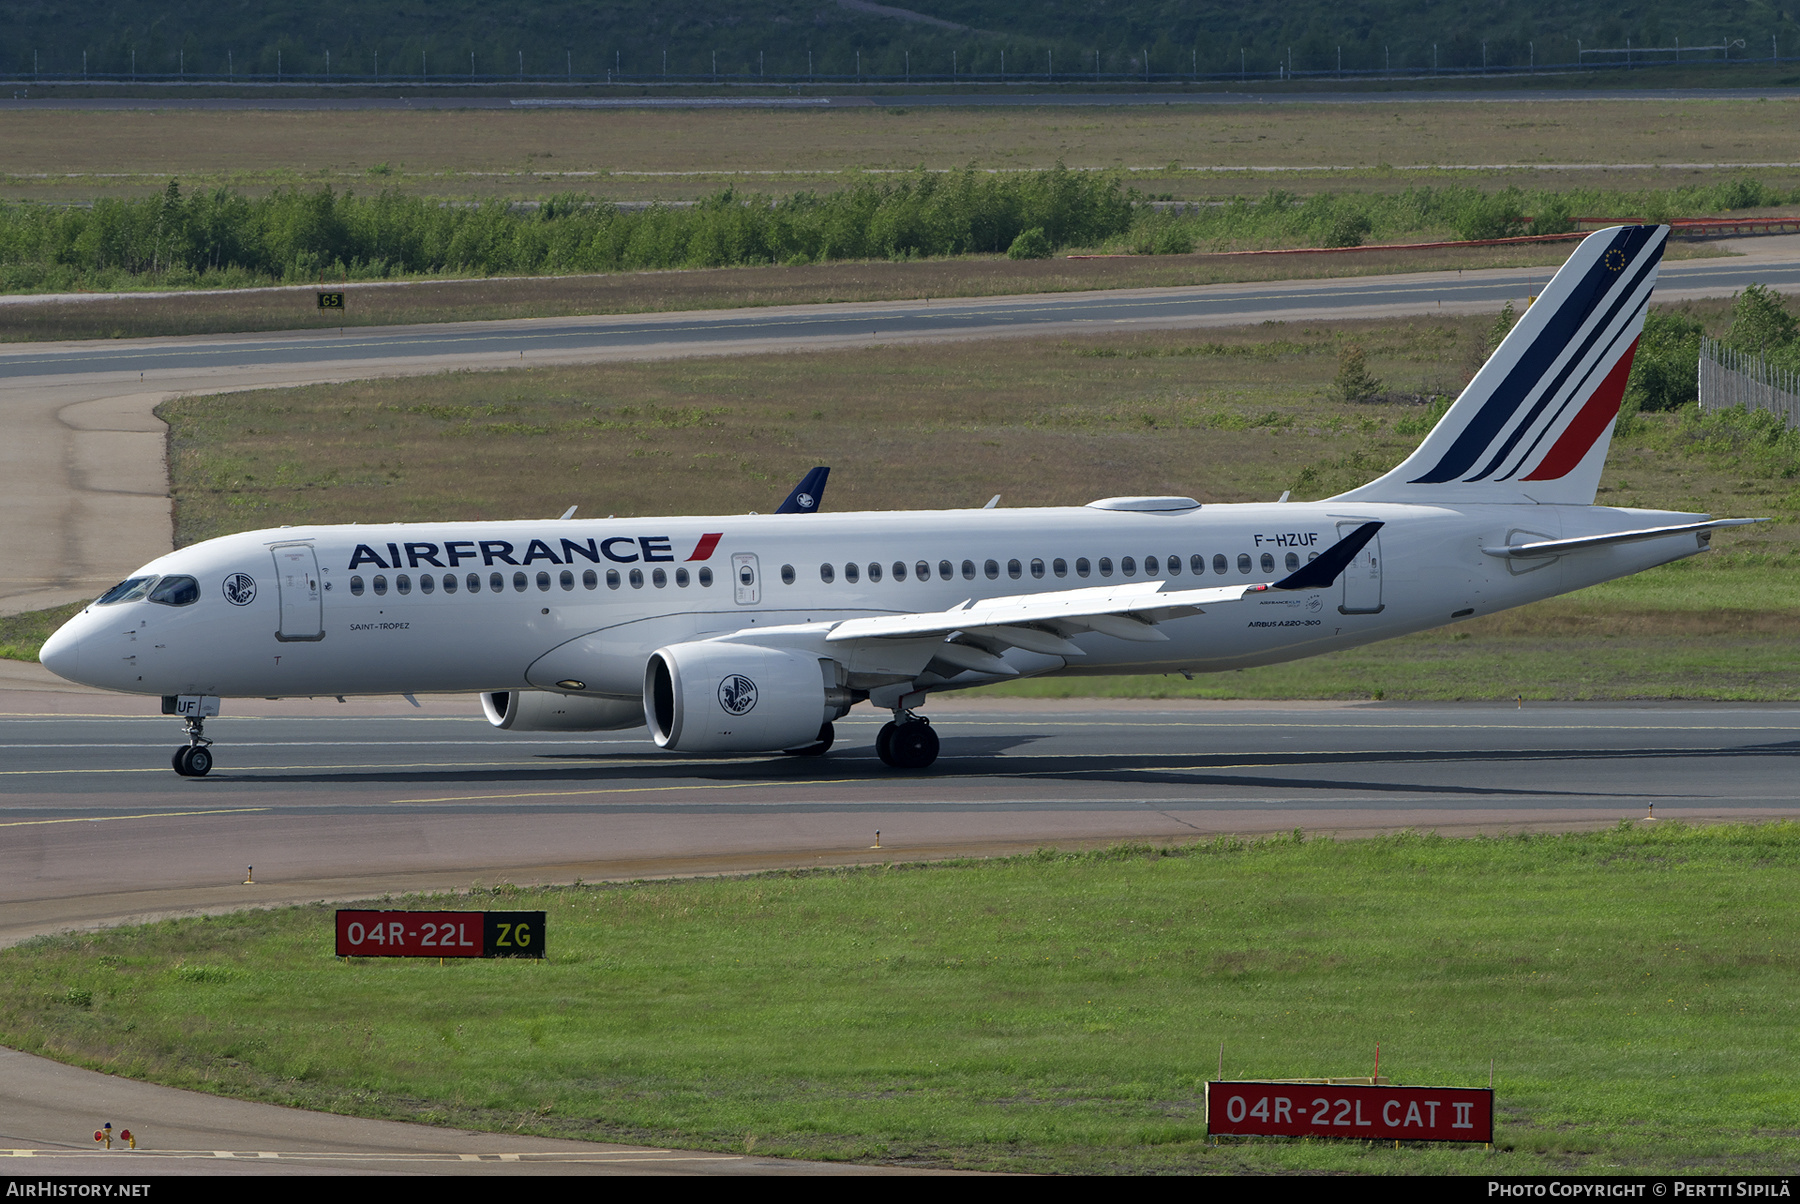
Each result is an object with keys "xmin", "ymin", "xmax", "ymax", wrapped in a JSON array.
[
  {"xmin": 1207, "ymin": 1081, "xmax": 1493, "ymax": 1143},
  {"xmin": 335, "ymin": 910, "xmax": 544, "ymax": 959}
]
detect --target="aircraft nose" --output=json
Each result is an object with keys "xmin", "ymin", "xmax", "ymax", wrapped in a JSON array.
[{"xmin": 37, "ymin": 620, "xmax": 82, "ymax": 682}]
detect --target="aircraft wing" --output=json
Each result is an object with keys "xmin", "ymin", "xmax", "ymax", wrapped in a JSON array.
[{"xmin": 812, "ymin": 521, "xmax": 1383, "ymax": 670}]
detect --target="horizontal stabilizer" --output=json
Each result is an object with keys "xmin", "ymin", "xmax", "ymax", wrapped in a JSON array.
[{"xmin": 1481, "ymin": 517, "xmax": 1766, "ymax": 559}]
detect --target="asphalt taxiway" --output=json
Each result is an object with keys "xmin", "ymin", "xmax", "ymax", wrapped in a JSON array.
[
  {"xmin": 7, "ymin": 689, "xmax": 1798, "ymax": 947},
  {"xmin": 5, "ymin": 685, "xmax": 1795, "ymax": 1172}
]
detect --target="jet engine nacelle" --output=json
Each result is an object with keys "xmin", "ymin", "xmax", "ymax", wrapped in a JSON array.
[
  {"xmin": 645, "ymin": 642, "xmax": 841, "ymax": 752},
  {"xmin": 482, "ymin": 690, "xmax": 646, "ymax": 732}
]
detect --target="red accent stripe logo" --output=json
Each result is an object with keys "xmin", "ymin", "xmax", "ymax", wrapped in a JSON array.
[
  {"xmin": 1521, "ymin": 336, "xmax": 1640, "ymax": 482},
  {"xmin": 687, "ymin": 533, "xmax": 723, "ymax": 561}
]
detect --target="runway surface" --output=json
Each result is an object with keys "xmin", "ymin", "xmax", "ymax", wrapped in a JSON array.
[
  {"xmin": 4, "ymin": 254, "xmax": 1798, "ymax": 384},
  {"xmin": 7, "ymin": 693, "xmax": 1798, "ymax": 947}
]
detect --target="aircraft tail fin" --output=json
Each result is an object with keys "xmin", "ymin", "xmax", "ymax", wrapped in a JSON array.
[
  {"xmin": 1333, "ymin": 225, "xmax": 1668, "ymax": 507},
  {"xmin": 775, "ymin": 466, "xmax": 830, "ymax": 514}
]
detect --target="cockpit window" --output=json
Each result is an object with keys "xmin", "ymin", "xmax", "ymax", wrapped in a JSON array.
[
  {"xmin": 148, "ymin": 576, "xmax": 200, "ymax": 607},
  {"xmin": 96, "ymin": 576, "xmax": 157, "ymax": 605}
]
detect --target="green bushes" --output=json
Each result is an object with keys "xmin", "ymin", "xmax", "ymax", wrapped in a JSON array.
[
  {"xmin": 2, "ymin": 172, "xmax": 1796, "ymax": 292},
  {"xmin": 1628, "ymin": 310, "xmax": 1706, "ymax": 413},
  {"xmin": 0, "ymin": 166, "xmax": 1135, "ymax": 289}
]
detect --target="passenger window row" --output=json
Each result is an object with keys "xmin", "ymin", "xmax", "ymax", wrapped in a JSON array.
[
  {"xmin": 809, "ymin": 550, "xmax": 1312, "ymax": 586},
  {"xmin": 348, "ymin": 566, "xmax": 718, "ymax": 597}
]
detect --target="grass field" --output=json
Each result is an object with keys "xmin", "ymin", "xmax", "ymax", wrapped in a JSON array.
[
  {"xmin": 9, "ymin": 306, "xmax": 1793, "ymax": 699},
  {"xmin": 6, "ymin": 824, "xmax": 1798, "ymax": 1173},
  {"xmin": 128, "ymin": 306, "xmax": 1800, "ymax": 699},
  {"xmin": 5, "ymin": 99, "xmax": 1800, "ymax": 203}
]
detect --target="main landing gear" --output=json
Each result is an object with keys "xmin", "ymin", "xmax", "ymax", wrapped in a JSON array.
[
  {"xmin": 876, "ymin": 713, "xmax": 939, "ymax": 770},
  {"xmin": 172, "ymin": 714, "xmax": 214, "ymax": 777}
]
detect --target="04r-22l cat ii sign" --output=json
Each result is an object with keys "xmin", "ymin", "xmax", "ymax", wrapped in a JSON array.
[{"xmin": 40, "ymin": 227, "xmax": 1762, "ymax": 775}]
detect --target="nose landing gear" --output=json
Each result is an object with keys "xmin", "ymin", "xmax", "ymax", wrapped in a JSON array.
[
  {"xmin": 172, "ymin": 715, "xmax": 214, "ymax": 777},
  {"xmin": 876, "ymin": 711, "xmax": 939, "ymax": 770}
]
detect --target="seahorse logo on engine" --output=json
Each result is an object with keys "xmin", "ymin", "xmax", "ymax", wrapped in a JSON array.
[{"xmin": 717, "ymin": 674, "xmax": 758, "ymax": 716}]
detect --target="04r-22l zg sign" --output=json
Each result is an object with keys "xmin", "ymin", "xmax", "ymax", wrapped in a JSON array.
[
  {"xmin": 334, "ymin": 910, "xmax": 544, "ymax": 959},
  {"xmin": 1206, "ymin": 1081, "xmax": 1493, "ymax": 1143}
]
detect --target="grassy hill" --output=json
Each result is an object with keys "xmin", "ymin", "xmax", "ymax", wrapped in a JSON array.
[{"xmin": 3, "ymin": 0, "xmax": 1798, "ymax": 82}]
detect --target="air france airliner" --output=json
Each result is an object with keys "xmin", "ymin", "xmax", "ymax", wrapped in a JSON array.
[{"xmin": 40, "ymin": 225, "xmax": 1758, "ymax": 776}]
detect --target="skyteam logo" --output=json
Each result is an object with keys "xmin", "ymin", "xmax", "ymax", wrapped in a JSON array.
[
  {"xmin": 222, "ymin": 574, "xmax": 257, "ymax": 606},
  {"xmin": 718, "ymin": 674, "xmax": 758, "ymax": 716}
]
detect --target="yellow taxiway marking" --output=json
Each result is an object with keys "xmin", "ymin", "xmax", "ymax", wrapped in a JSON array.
[{"xmin": 0, "ymin": 807, "xmax": 269, "ymax": 828}]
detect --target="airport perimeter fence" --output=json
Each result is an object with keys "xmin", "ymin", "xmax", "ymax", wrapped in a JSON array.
[
  {"xmin": 2, "ymin": 41, "xmax": 1799, "ymax": 89},
  {"xmin": 1698, "ymin": 336, "xmax": 1800, "ymax": 429}
]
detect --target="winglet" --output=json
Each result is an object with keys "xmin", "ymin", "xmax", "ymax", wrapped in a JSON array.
[
  {"xmin": 1272, "ymin": 522, "xmax": 1383, "ymax": 591},
  {"xmin": 775, "ymin": 467, "xmax": 830, "ymax": 514}
]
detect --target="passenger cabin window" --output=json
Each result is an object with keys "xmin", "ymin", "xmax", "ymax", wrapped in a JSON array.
[
  {"xmin": 1237, "ymin": 553, "xmax": 1252, "ymax": 575},
  {"xmin": 675, "ymin": 568, "xmax": 689, "ymax": 587},
  {"xmin": 466, "ymin": 572, "xmax": 481, "ymax": 593},
  {"xmin": 419, "ymin": 573, "xmax": 435, "ymax": 595},
  {"xmin": 396, "ymin": 574, "xmax": 412, "ymax": 595},
  {"xmin": 148, "ymin": 576, "xmax": 199, "ymax": 607},
  {"xmin": 373, "ymin": 575, "xmax": 389, "ymax": 596},
  {"xmin": 820, "ymin": 563, "xmax": 835, "ymax": 583},
  {"xmin": 1121, "ymin": 556, "xmax": 1136, "ymax": 577},
  {"xmin": 781, "ymin": 564, "xmax": 796, "ymax": 585},
  {"xmin": 916, "ymin": 561, "xmax": 930, "ymax": 581},
  {"xmin": 1007, "ymin": 559, "xmax": 1022, "ymax": 579},
  {"xmin": 536, "ymin": 571, "xmax": 552, "ymax": 592},
  {"xmin": 1166, "ymin": 555, "xmax": 1181, "ymax": 575},
  {"xmin": 583, "ymin": 569, "xmax": 598, "ymax": 589},
  {"xmin": 1076, "ymin": 558, "xmax": 1091, "ymax": 578},
  {"xmin": 1053, "ymin": 558, "xmax": 1068, "ymax": 578},
  {"xmin": 1143, "ymin": 555, "xmax": 1159, "ymax": 577},
  {"xmin": 1191, "ymin": 554, "xmax": 1206, "ymax": 575},
  {"xmin": 1285, "ymin": 552, "xmax": 1300, "ymax": 572},
  {"xmin": 893, "ymin": 561, "xmax": 907, "ymax": 582},
  {"xmin": 443, "ymin": 573, "xmax": 458, "ymax": 594},
  {"xmin": 845, "ymin": 563, "xmax": 860, "ymax": 584},
  {"xmin": 607, "ymin": 569, "xmax": 621, "ymax": 589},
  {"xmin": 1098, "ymin": 557, "xmax": 1113, "ymax": 578},
  {"xmin": 513, "ymin": 571, "xmax": 528, "ymax": 592},
  {"xmin": 867, "ymin": 562, "xmax": 882, "ymax": 583},
  {"xmin": 698, "ymin": 567, "xmax": 714, "ymax": 587},
  {"xmin": 350, "ymin": 576, "xmax": 365, "ymax": 596},
  {"xmin": 490, "ymin": 572, "xmax": 505, "ymax": 593},
  {"xmin": 629, "ymin": 568, "xmax": 644, "ymax": 588},
  {"xmin": 939, "ymin": 560, "xmax": 953, "ymax": 580},
  {"xmin": 96, "ymin": 576, "xmax": 157, "ymax": 605},
  {"xmin": 961, "ymin": 560, "xmax": 976, "ymax": 580},
  {"xmin": 1213, "ymin": 554, "xmax": 1228, "ymax": 575},
  {"xmin": 652, "ymin": 568, "xmax": 667, "ymax": 588},
  {"xmin": 1030, "ymin": 558, "xmax": 1045, "ymax": 579},
  {"xmin": 984, "ymin": 559, "xmax": 999, "ymax": 580},
  {"xmin": 559, "ymin": 570, "xmax": 575, "ymax": 591},
  {"xmin": 1260, "ymin": 553, "xmax": 1275, "ymax": 574}
]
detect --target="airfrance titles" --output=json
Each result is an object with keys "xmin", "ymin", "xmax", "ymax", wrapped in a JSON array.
[{"xmin": 345, "ymin": 532, "xmax": 723, "ymax": 571}]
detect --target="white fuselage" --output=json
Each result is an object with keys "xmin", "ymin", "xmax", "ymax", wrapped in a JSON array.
[{"xmin": 41, "ymin": 500, "xmax": 1708, "ymax": 704}]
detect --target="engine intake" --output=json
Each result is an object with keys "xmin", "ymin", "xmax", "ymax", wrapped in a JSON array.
[
  {"xmin": 482, "ymin": 690, "xmax": 645, "ymax": 732},
  {"xmin": 645, "ymin": 642, "xmax": 845, "ymax": 753}
]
